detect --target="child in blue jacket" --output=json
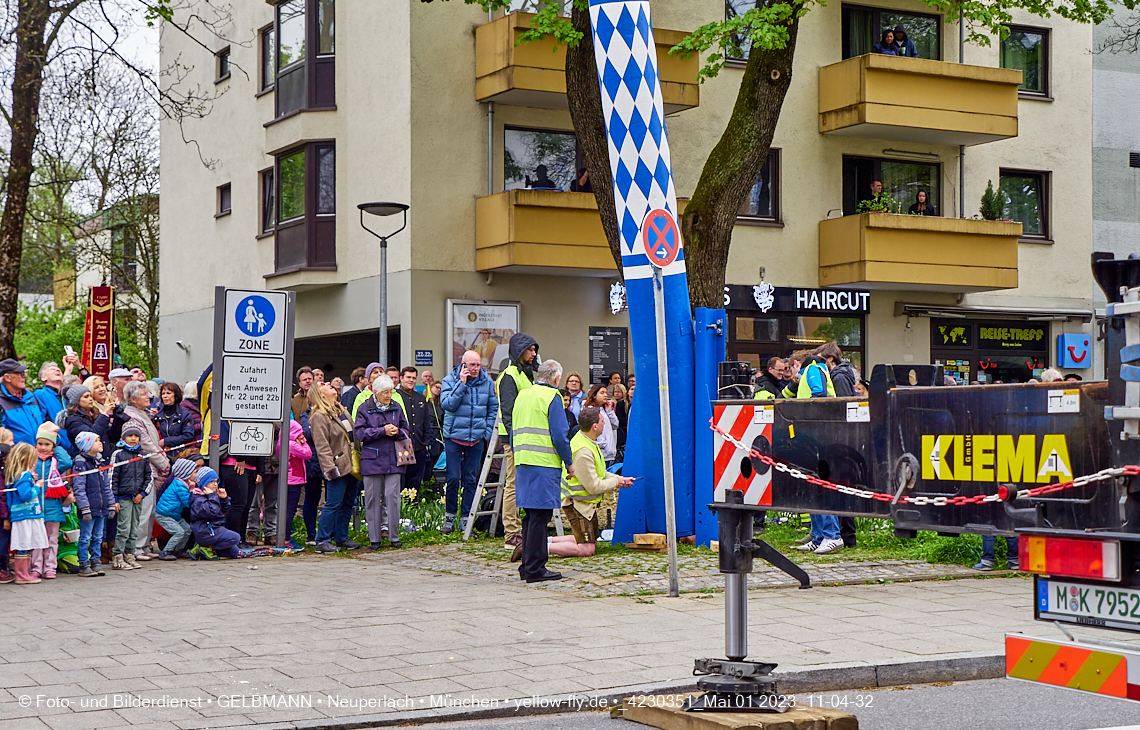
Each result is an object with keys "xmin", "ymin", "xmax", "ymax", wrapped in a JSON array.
[
  {"xmin": 156, "ymin": 459, "xmax": 197, "ymax": 560},
  {"xmin": 32, "ymin": 425, "xmax": 72, "ymax": 580},
  {"xmin": 189, "ymin": 467, "xmax": 241, "ymax": 559},
  {"xmin": 72, "ymin": 431, "xmax": 114, "ymax": 577},
  {"xmin": 6, "ymin": 443, "xmax": 48, "ymax": 584}
]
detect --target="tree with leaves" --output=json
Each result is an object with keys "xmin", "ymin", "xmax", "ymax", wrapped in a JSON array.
[{"xmin": 444, "ymin": 0, "xmax": 1134, "ymax": 309}]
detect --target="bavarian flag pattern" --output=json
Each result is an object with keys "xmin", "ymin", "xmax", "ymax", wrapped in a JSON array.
[{"xmin": 589, "ymin": 0, "xmax": 684, "ymax": 282}]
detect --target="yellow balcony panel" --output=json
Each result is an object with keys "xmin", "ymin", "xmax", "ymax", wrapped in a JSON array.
[
  {"xmin": 476, "ymin": 189, "xmax": 617, "ymax": 276},
  {"xmin": 819, "ymin": 54, "xmax": 1022, "ymax": 146},
  {"xmin": 475, "ymin": 12, "xmax": 699, "ymax": 114},
  {"xmin": 818, "ymin": 213, "xmax": 1021, "ymax": 292}
]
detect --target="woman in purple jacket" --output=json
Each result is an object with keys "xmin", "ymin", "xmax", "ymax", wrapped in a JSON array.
[{"xmin": 354, "ymin": 375, "xmax": 411, "ymax": 550}]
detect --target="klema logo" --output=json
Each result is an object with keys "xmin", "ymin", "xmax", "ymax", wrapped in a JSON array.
[{"xmin": 921, "ymin": 434, "xmax": 1072, "ymax": 484}]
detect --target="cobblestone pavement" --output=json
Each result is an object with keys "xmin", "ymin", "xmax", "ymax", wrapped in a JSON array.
[
  {"xmin": 0, "ymin": 550, "xmax": 1050, "ymax": 730},
  {"xmin": 389, "ymin": 542, "xmax": 1004, "ymax": 596}
]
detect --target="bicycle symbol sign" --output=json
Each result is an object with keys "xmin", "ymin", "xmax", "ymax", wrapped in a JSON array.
[
  {"xmin": 641, "ymin": 209, "xmax": 681, "ymax": 268},
  {"xmin": 237, "ymin": 295, "xmax": 276, "ymax": 338}
]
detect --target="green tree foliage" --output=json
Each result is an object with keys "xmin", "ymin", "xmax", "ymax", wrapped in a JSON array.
[
  {"xmin": 980, "ymin": 180, "xmax": 1003, "ymax": 220},
  {"xmin": 13, "ymin": 304, "xmax": 85, "ymax": 388}
]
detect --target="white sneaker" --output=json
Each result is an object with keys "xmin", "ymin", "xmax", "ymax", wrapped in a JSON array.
[
  {"xmin": 791, "ymin": 541, "xmax": 819, "ymax": 552},
  {"xmin": 814, "ymin": 538, "xmax": 844, "ymax": 554}
]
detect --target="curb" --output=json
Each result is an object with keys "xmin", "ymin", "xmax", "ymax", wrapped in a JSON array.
[{"xmin": 204, "ymin": 652, "xmax": 1004, "ymax": 730}]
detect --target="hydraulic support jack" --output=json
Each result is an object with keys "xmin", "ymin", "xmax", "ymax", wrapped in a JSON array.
[{"xmin": 685, "ymin": 489, "xmax": 811, "ymax": 712}]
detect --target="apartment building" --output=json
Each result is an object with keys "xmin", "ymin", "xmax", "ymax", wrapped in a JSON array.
[{"xmin": 159, "ymin": 0, "xmax": 1097, "ymax": 386}]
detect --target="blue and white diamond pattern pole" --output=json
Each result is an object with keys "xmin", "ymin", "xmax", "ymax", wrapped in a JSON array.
[{"xmin": 589, "ymin": 0, "xmax": 695, "ymax": 595}]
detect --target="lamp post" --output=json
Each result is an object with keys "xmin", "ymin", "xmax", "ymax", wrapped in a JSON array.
[{"xmin": 358, "ymin": 202, "xmax": 409, "ymax": 369}]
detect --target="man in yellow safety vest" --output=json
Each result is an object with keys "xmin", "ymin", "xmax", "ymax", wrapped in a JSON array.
[
  {"xmin": 511, "ymin": 359, "xmax": 574, "ymax": 583},
  {"xmin": 496, "ymin": 333, "xmax": 538, "ymax": 549}
]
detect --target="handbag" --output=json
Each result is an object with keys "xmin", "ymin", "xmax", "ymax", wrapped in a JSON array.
[
  {"xmin": 334, "ymin": 416, "xmax": 362, "ymax": 480},
  {"xmin": 395, "ymin": 431, "xmax": 417, "ymax": 466}
]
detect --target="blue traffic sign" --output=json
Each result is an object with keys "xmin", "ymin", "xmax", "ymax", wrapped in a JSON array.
[{"xmin": 237, "ymin": 295, "xmax": 276, "ymax": 338}]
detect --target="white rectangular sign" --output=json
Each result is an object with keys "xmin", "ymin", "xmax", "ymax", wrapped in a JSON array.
[
  {"xmin": 228, "ymin": 422, "xmax": 276, "ymax": 457},
  {"xmin": 846, "ymin": 401, "xmax": 870, "ymax": 422},
  {"xmin": 224, "ymin": 289, "xmax": 288, "ymax": 355},
  {"xmin": 221, "ymin": 355, "xmax": 285, "ymax": 421},
  {"xmin": 1047, "ymin": 389, "xmax": 1080, "ymax": 414},
  {"xmin": 753, "ymin": 405, "xmax": 773, "ymax": 424}
]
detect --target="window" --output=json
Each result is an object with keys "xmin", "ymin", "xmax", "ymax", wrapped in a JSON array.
[
  {"xmin": 217, "ymin": 183, "xmax": 232, "ymax": 216},
  {"xmin": 1000, "ymin": 169, "xmax": 1048, "ymax": 239},
  {"xmin": 270, "ymin": 143, "xmax": 337, "ymax": 274},
  {"xmin": 739, "ymin": 149, "xmax": 780, "ymax": 223},
  {"xmin": 111, "ymin": 228, "xmax": 137, "ymax": 287},
  {"xmin": 215, "ymin": 47, "xmax": 231, "ymax": 82},
  {"xmin": 260, "ymin": 169, "xmax": 275, "ymax": 233},
  {"xmin": 507, "ymin": 0, "xmax": 566, "ymax": 13},
  {"xmin": 504, "ymin": 127, "xmax": 578, "ymax": 191},
  {"xmin": 725, "ymin": 0, "xmax": 755, "ymax": 61},
  {"xmin": 275, "ymin": 0, "xmax": 336, "ymax": 118},
  {"xmin": 842, "ymin": 5, "xmax": 941, "ymax": 60},
  {"xmin": 843, "ymin": 156, "xmax": 941, "ymax": 216},
  {"xmin": 260, "ymin": 26, "xmax": 275, "ymax": 91},
  {"xmin": 1001, "ymin": 26, "xmax": 1048, "ymax": 97}
]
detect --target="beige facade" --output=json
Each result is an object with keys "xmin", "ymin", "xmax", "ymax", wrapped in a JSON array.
[{"xmin": 159, "ymin": 0, "xmax": 1096, "ymax": 386}]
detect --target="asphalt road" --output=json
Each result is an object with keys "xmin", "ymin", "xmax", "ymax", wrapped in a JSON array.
[{"xmin": 417, "ymin": 679, "xmax": 1140, "ymax": 730}]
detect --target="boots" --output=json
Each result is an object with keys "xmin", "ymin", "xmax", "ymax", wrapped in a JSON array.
[
  {"xmin": 124, "ymin": 553, "xmax": 141, "ymax": 569},
  {"xmin": 13, "ymin": 555, "xmax": 40, "ymax": 584},
  {"xmin": 77, "ymin": 561, "xmax": 96, "ymax": 578},
  {"xmin": 0, "ymin": 568, "xmax": 13, "ymax": 584},
  {"xmin": 92, "ymin": 558, "xmax": 106, "ymax": 576},
  {"xmin": 112, "ymin": 554, "xmax": 134, "ymax": 571}
]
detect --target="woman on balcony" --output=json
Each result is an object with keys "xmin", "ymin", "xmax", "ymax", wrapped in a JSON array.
[
  {"xmin": 872, "ymin": 29, "xmax": 898, "ymax": 55},
  {"xmin": 908, "ymin": 189, "xmax": 938, "ymax": 216}
]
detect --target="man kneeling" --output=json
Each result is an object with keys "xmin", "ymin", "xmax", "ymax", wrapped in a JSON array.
[{"xmin": 550, "ymin": 407, "xmax": 634, "ymax": 557}]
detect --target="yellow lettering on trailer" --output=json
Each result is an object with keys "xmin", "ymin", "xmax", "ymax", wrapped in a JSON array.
[
  {"xmin": 997, "ymin": 435, "xmax": 1036, "ymax": 483},
  {"xmin": 952, "ymin": 434, "xmax": 971, "ymax": 481},
  {"xmin": 1037, "ymin": 434, "xmax": 1073, "ymax": 483},
  {"xmin": 973, "ymin": 434, "xmax": 995, "ymax": 481}
]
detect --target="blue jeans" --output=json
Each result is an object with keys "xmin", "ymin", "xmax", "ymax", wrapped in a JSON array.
[
  {"xmin": 810, "ymin": 514, "xmax": 840, "ymax": 541},
  {"xmin": 981, "ymin": 536, "xmax": 1018, "ymax": 565},
  {"xmin": 155, "ymin": 514, "xmax": 192, "ymax": 553},
  {"xmin": 316, "ymin": 476, "xmax": 357, "ymax": 544},
  {"xmin": 77, "ymin": 515, "xmax": 106, "ymax": 564},
  {"xmin": 302, "ymin": 475, "xmax": 323, "ymax": 539},
  {"xmin": 445, "ymin": 439, "xmax": 484, "ymax": 518}
]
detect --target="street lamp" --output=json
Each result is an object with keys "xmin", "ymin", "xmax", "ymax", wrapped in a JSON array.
[{"xmin": 358, "ymin": 202, "xmax": 409, "ymax": 370}]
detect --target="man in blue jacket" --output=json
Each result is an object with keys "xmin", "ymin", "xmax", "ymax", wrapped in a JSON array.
[
  {"xmin": 440, "ymin": 350, "xmax": 499, "ymax": 534},
  {"xmin": 34, "ymin": 359, "xmax": 76, "ymax": 451},
  {"xmin": 0, "ymin": 359, "xmax": 49, "ymax": 446}
]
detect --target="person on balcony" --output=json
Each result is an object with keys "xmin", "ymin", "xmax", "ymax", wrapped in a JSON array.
[
  {"xmin": 872, "ymin": 29, "xmax": 898, "ymax": 55},
  {"xmin": 908, "ymin": 189, "xmax": 937, "ymax": 216},
  {"xmin": 893, "ymin": 25, "xmax": 919, "ymax": 57}
]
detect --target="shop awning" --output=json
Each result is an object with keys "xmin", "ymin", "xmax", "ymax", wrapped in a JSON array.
[{"xmin": 894, "ymin": 302, "xmax": 1093, "ymax": 323}]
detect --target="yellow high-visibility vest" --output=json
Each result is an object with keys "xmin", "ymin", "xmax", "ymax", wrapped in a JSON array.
[
  {"xmin": 560, "ymin": 431, "xmax": 606, "ymax": 504},
  {"xmin": 496, "ymin": 365, "xmax": 532, "ymax": 436},
  {"xmin": 511, "ymin": 384, "xmax": 562, "ymax": 468}
]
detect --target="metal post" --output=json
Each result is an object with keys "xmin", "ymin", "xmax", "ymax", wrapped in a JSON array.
[
  {"xmin": 209, "ymin": 286, "xmax": 225, "ymax": 474},
  {"xmin": 653, "ymin": 267, "xmax": 680, "ymax": 597},
  {"xmin": 724, "ymin": 573, "xmax": 748, "ymax": 661},
  {"xmin": 379, "ymin": 240, "xmax": 388, "ymax": 368},
  {"xmin": 959, "ymin": 9, "xmax": 966, "ymax": 219},
  {"xmin": 275, "ymin": 291, "xmax": 296, "ymax": 549}
]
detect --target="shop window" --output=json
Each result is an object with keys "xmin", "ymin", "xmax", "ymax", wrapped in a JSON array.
[
  {"xmin": 260, "ymin": 25, "xmax": 275, "ymax": 91},
  {"xmin": 843, "ymin": 156, "xmax": 940, "ymax": 216},
  {"xmin": 215, "ymin": 47, "xmax": 231, "ymax": 83},
  {"xmin": 504, "ymin": 127, "xmax": 578, "ymax": 192},
  {"xmin": 275, "ymin": 0, "xmax": 336, "ymax": 119},
  {"xmin": 216, "ymin": 183, "xmax": 232, "ymax": 217},
  {"xmin": 739, "ymin": 149, "xmax": 780, "ymax": 223},
  {"xmin": 735, "ymin": 317, "xmax": 780, "ymax": 343},
  {"xmin": 1001, "ymin": 26, "xmax": 1048, "ymax": 97},
  {"xmin": 272, "ymin": 143, "xmax": 336, "ymax": 274},
  {"xmin": 842, "ymin": 5, "xmax": 941, "ymax": 60},
  {"xmin": 930, "ymin": 319, "xmax": 1049, "ymax": 383},
  {"xmin": 1000, "ymin": 169, "xmax": 1048, "ymax": 239}
]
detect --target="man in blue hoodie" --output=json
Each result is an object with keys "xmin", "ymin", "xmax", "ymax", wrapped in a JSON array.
[{"xmin": 0, "ymin": 359, "xmax": 49, "ymax": 446}]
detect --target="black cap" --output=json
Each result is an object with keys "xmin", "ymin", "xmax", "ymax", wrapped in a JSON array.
[{"xmin": 0, "ymin": 359, "xmax": 28, "ymax": 376}]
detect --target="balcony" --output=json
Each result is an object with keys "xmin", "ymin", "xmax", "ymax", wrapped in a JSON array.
[
  {"xmin": 474, "ymin": 12, "xmax": 699, "ymax": 114},
  {"xmin": 818, "ymin": 213, "xmax": 1021, "ymax": 292},
  {"xmin": 819, "ymin": 55, "xmax": 1022, "ymax": 146}
]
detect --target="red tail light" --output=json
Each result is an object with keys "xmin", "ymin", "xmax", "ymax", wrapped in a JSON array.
[{"xmin": 1020, "ymin": 535, "xmax": 1121, "ymax": 582}]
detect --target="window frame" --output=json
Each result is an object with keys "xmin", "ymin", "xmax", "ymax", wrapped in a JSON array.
[
  {"xmin": 268, "ymin": 142, "xmax": 338, "ymax": 276},
  {"xmin": 258, "ymin": 24, "xmax": 275, "ymax": 94},
  {"xmin": 842, "ymin": 154, "xmax": 943, "ymax": 217},
  {"xmin": 841, "ymin": 3, "xmax": 943, "ymax": 61},
  {"xmin": 1001, "ymin": 24, "xmax": 1051, "ymax": 100},
  {"xmin": 272, "ymin": 0, "xmax": 336, "ymax": 120},
  {"xmin": 216, "ymin": 183, "xmax": 232, "ymax": 218},
  {"xmin": 258, "ymin": 168, "xmax": 275, "ymax": 237},
  {"xmin": 502, "ymin": 125, "xmax": 579, "ymax": 192},
  {"xmin": 999, "ymin": 167, "xmax": 1051, "ymax": 242},
  {"xmin": 736, "ymin": 148, "xmax": 782, "ymax": 227},
  {"xmin": 215, "ymin": 46, "xmax": 231, "ymax": 84}
]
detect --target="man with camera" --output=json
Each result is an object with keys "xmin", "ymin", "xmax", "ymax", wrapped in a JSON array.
[{"xmin": 439, "ymin": 350, "xmax": 499, "ymax": 534}]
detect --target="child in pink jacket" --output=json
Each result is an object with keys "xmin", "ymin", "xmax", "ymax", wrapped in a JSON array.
[{"xmin": 279, "ymin": 419, "xmax": 312, "ymax": 549}]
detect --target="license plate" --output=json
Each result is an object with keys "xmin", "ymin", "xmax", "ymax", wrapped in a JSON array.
[{"xmin": 1037, "ymin": 577, "xmax": 1140, "ymax": 633}]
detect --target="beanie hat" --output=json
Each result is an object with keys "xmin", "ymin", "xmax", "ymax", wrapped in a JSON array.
[
  {"xmin": 172, "ymin": 459, "xmax": 197, "ymax": 482},
  {"xmin": 75, "ymin": 431, "xmax": 99, "ymax": 454},
  {"xmin": 121, "ymin": 423, "xmax": 144, "ymax": 440},
  {"xmin": 195, "ymin": 467, "xmax": 219, "ymax": 488},
  {"xmin": 364, "ymin": 362, "xmax": 383, "ymax": 383},
  {"xmin": 36, "ymin": 424, "xmax": 58, "ymax": 445},
  {"xmin": 64, "ymin": 384, "xmax": 91, "ymax": 409}
]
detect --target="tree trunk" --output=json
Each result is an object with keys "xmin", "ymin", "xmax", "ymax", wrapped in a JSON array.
[
  {"xmin": 565, "ymin": 3, "xmax": 623, "ymax": 273},
  {"xmin": 681, "ymin": 12, "xmax": 803, "ymax": 309},
  {"xmin": 0, "ymin": 0, "xmax": 51, "ymax": 358}
]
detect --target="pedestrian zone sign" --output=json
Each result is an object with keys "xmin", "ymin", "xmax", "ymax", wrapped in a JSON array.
[{"xmin": 224, "ymin": 290, "xmax": 287, "ymax": 355}]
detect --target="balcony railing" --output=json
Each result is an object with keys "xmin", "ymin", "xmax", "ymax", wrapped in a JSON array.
[
  {"xmin": 819, "ymin": 55, "xmax": 1022, "ymax": 146},
  {"xmin": 475, "ymin": 12, "xmax": 699, "ymax": 113},
  {"xmin": 818, "ymin": 213, "xmax": 1021, "ymax": 292}
]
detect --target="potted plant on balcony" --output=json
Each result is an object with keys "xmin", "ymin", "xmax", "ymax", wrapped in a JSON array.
[
  {"xmin": 980, "ymin": 180, "xmax": 1004, "ymax": 221},
  {"xmin": 856, "ymin": 193, "xmax": 900, "ymax": 214}
]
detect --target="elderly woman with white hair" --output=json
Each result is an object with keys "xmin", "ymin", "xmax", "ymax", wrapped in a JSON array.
[
  {"xmin": 122, "ymin": 380, "xmax": 171, "ymax": 559},
  {"xmin": 354, "ymin": 373, "xmax": 412, "ymax": 549}
]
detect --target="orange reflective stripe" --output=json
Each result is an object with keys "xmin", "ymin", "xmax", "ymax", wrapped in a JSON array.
[{"xmin": 1006, "ymin": 636, "xmax": 1127, "ymax": 697}]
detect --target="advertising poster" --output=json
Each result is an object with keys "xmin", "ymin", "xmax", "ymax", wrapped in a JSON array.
[{"xmin": 447, "ymin": 300, "xmax": 519, "ymax": 374}]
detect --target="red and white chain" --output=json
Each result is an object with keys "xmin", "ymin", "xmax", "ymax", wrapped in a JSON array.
[{"xmin": 710, "ymin": 418, "xmax": 1140, "ymax": 506}]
